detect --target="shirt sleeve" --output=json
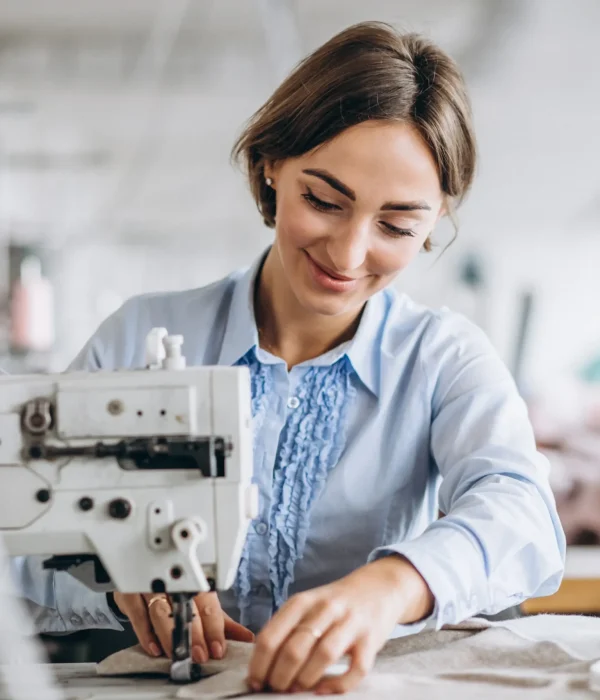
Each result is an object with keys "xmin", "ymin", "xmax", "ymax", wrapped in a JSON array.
[
  {"xmin": 10, "ymin": 556, "xmax": 123, "ymax": 633},
  {"xmin": 13, "ymin": 302, "xmax": 140, "ymax": 633},
  {"xmin": 369, "ymin": 312, "xmax": 566, "ymax": 628}
]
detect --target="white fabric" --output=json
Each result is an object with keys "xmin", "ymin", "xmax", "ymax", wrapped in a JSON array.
[{"xmin": 95, "ymin": 615, "xmax": 600, "ymax": 698}]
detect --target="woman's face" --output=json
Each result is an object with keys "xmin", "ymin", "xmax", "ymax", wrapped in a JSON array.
[{"xmin": 265, "ymin": 120, "xmax": 445, "ymax": 318}]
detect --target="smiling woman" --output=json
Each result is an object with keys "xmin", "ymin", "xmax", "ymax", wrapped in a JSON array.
[
  {"xmin": 231, "ymin": 23, "xmax": 475, "ymax": 365},
  {"xmin": 15, "ymin": 20, "xmax": 564, "ymax": 698},
  {"xmin": 258, "ymin": 121, "xmax": 444, "ymax": 338}
]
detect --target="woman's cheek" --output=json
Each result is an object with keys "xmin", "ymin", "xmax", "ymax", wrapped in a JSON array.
[{"xmin": 277, "ymin": 199, "xmax": 332, "ymax": 248}]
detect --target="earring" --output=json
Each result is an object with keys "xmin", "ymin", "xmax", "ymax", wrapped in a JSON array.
[{"xmin": 265, "ymin": 177, "xmax": 273, "ymax": 186}]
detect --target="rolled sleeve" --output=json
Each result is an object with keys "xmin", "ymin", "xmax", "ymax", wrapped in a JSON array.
[{"xmin": 370, "ymin": 313, "xmax": 565, "ymax": 627}]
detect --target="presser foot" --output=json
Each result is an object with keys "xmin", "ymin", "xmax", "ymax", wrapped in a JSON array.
[
  {"xmin": 169, "ymin": 592, "xmax": 202, "ymax": 684},
  {"xmin": 170, "ymin": 657, "xmax": 203, "ymax": 684}
]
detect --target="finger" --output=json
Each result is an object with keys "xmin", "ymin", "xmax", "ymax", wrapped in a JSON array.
[
  {"xmin": 266, "ymin": 602, "xmax": 345, "ymax": 692},
  {"xmin": 247, "ymin": 594, "xmax": 314, "ymax": 691},
  {"xmin": 143, "ymin": 594, "xmax": 174, "ymax": 659},
  {"xmin": 295, "ymin": 616, "xmax": 357, "ymax": 691},
  {"xmin": 194, "ymin": 592, "xmax": 224, "ymax": 659},
  {"xmin": 187, "ymin": 598, "xmax": 210, "ymax": 664},
  {"xmin": 117, "ymin": 593, "xmax": 162, "ymax": 658},
  {"xmin": 314, "ymin": 638, "xmax": 376, "ymax": 696},
  {"xmin": 224, "ymin": 614, "xmax": 255, "ymax": 643}
]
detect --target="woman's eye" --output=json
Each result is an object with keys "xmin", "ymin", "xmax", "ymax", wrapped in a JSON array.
[
  {"xmin": 302, "ymin": 188, "xmax": 340, "ymax": 212},
  {"xmin": 380, "ymin": 222, "xmax": 416, "ymax": 238}
]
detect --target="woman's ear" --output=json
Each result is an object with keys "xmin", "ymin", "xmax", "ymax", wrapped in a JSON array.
[{"xmin": 263, "ymin": 160, "xmax": 282, "ymax": 188}]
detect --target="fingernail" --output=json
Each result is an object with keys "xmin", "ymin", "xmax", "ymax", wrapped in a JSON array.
[
  {"xmin": 210, "ymin": 641, "xmax": 223, "ymax": 659},
  {"xmin": 290, "ymin": 683, "xmax": 303, "ymax": 693},
  {"xmin": 149, "ymin": 643, "xmax": 161, "ymax": 657},
  {"xmin": 247, "ymin": 679, "xmax": 262, "ymax": 692},
  {"xmin": 192, "ymin": 645, "xmax": 208, "ymax": 663}
]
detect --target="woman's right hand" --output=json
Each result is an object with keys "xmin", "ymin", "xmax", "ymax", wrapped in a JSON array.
[{"xmin": 113, "ymin": 591, "xmax": 254, "ymax": 662}]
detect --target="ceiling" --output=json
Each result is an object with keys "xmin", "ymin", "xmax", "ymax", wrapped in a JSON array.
[{"xmin": 0, "ymin": 0, "xmax": 598, "ymax": 253}]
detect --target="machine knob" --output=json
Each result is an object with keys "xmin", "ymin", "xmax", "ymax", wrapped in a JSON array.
[
  {"xmin": 22, "ymin": 398, "xmax": 53, "ymax": 435},
  {"xmin": 162, "ymin": 335, "xmax": 186, "ymax": 370},
  {"xmin": 145, "ymin": 327, "xmax": 168, "ymax": 369},
  {"xmin": 108, "ymin": 498, "xmax": 132, "ymax": 519}
]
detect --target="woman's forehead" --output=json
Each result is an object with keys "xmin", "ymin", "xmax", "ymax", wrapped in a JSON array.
[{"xmin": 296, "ymin": 122, "xmax": 443, "ymax": 202}]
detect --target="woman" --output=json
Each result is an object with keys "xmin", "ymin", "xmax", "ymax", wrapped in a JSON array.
[{"xmin": 21, "ymin": 21, "xmax": 564, "ymax": 695}]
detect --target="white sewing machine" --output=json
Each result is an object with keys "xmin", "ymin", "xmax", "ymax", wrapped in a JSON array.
[{"xmin": 0, "ymin": 329, "xmax": 258, "ymax": 683}]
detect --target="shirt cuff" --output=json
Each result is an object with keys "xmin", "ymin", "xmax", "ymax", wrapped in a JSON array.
[
  {"xmin": 368, "ymin": 522, "xmax": 489, "ymax": 629},
  {"xmin": 106, "ymin": 591, "xmax": 130, "ymax": 623},
  {"xmin": 53, "ymin": 571, "xmax": 124, "ymax": 633}
]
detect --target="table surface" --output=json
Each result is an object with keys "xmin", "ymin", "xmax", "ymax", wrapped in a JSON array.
[{"xmin": 1, "ymin": 663, "xmax": 182, "ymax": 700}]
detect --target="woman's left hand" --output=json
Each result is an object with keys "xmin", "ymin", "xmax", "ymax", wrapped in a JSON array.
[{"xmin": 246, "ymin": 556, "xmax": 434, "ymax": 695}]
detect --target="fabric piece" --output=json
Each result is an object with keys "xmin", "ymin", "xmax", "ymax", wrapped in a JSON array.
[
  {"xmin": 96, "ymin": 615, "xmax": 600, "ymax": 699},
  {"xmin": 233, "ymin": 351, "xmax": 355, "ymax": 619},
  {"xmin": 97, "ymin": 640, "xmax": 253, "ymax": 678},
  {"xmin": 175, "ymin": 669, "xmax": 249, "ymax": 699}
]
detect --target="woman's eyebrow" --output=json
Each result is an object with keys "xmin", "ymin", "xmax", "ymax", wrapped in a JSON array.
[
  {"xmin": 303, "ymin": 169, "xmax": 355, "ymax": 200},
  {"xmin": 381, "ymin": 201, "xmax": 431, "ymax": 212},
  {"xmin": 302, "ymin": 168, "xmax": 431, "ymax": 211}
]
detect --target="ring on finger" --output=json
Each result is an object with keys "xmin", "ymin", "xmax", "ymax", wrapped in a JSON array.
[
  {"xmin": 147, "ymin": 595, "xmax": 169, "ymax": 612},
  {"xmin": 295, "ymin": 624, "xmax": 324, "ymax": 640}
]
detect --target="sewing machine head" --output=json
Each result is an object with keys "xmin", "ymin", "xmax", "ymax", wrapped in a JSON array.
[{"xmin": 0, "ymin": 329, "xmax": 257, "ymax": 682}]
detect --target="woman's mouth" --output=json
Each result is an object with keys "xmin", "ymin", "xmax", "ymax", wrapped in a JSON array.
[{"xmin": 304, "ymin": 251, "xmax": 359, "ymax": 293}]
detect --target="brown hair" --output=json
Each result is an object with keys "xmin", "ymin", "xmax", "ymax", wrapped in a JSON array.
[{"xmin": 233, "ymin": 21, "xmax": 476, "ymax": 251}]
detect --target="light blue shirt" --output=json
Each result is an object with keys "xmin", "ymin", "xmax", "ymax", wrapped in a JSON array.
[{"xmin": 13, "ymin": 252, "xmax": 565, "ymax": 634}]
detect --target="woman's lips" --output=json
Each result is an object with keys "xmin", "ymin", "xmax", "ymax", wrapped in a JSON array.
[{"xmin": 304, "ymin": 251, "xmax": 359, "ymax": 293}]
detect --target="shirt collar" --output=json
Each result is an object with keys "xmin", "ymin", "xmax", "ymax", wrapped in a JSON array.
[
  {"xmin": 218, "ymin": 249, "xmax": 386, "ymax": 398},
  {"xmin": 217, "ymin": 253, "xmax": 265, "ymax": 367},
  {"xmin": 345, "ymin": 290, "xmax": 385, "ymax": 398}
]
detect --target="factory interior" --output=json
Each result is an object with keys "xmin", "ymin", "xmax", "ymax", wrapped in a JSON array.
[{"xmin": 1, "ymin": 1, "xmax": 600, "ymax": 698}]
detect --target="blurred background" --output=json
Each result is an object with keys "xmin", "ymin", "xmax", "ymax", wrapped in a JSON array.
[{"xmin": 0, "ymin": 0, "xmax": 599, "ymax": 656}]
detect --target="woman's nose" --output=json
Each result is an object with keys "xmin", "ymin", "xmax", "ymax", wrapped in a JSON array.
[{"xmin": 326, "ymin": 220, "xmax": 370, "ymax": 273}]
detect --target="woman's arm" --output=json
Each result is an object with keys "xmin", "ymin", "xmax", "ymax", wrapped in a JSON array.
[
  {"xmin": 246, "ymin": 315, "xmax": 566, "ymax": 695},
  {"xmin": 369, "ymin": 313, "xmax": 566, "ymax": 626},
  {"xmin": 10, "ymin": 556, "xmax": 123, "ymax": 633}
]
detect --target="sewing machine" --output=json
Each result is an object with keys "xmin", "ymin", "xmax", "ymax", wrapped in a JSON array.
[{"xmin": 0, "ymin": 329, "xmax": 258, "ymax": 683}]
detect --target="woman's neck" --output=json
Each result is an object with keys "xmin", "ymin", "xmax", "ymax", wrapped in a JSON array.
[{"xmin": 255, "ymin": 248, "xmax": 362, "ymax": 369}]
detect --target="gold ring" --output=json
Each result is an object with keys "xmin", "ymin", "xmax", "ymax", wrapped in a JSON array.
[
  {"xmin": 147, "ymin": 595, "xmax": 169, "ymax": 611},
  {"xmin": 296, "ymin": 624, "xmax": 323, "ymax": 640}
]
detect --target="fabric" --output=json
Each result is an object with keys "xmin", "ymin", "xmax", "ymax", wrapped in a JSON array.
[
  {"xmin": 97, "ymin": 640, "xmax": 253, "ymax": 677},
  {"xmin": 13, "ymin": 249, "xmax": 564, "ymax": 634},
  {"xmin": 96, "ymin": 616, "xmax": 600, "ymax": 699}
]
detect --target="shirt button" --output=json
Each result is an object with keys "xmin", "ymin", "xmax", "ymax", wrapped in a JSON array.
[
  {"xmin": 254, "ymin": 521, "xmax": 268, "ymax": 536},
  {"xmin": 70, "ymin": 614, "xmax": 83, "ymax": 626},
  {"xmin": 82, "ymin": 610, "xmax": 95, "ymax": 625},
  {"xmin": 287, "ymin": 396, "xmax": 300, "ymax": 409}
]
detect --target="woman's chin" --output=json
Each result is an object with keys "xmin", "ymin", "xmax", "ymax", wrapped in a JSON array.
[{"xmin": 294, "ymin": 285, "xmax": 361, "ymax": 318}]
